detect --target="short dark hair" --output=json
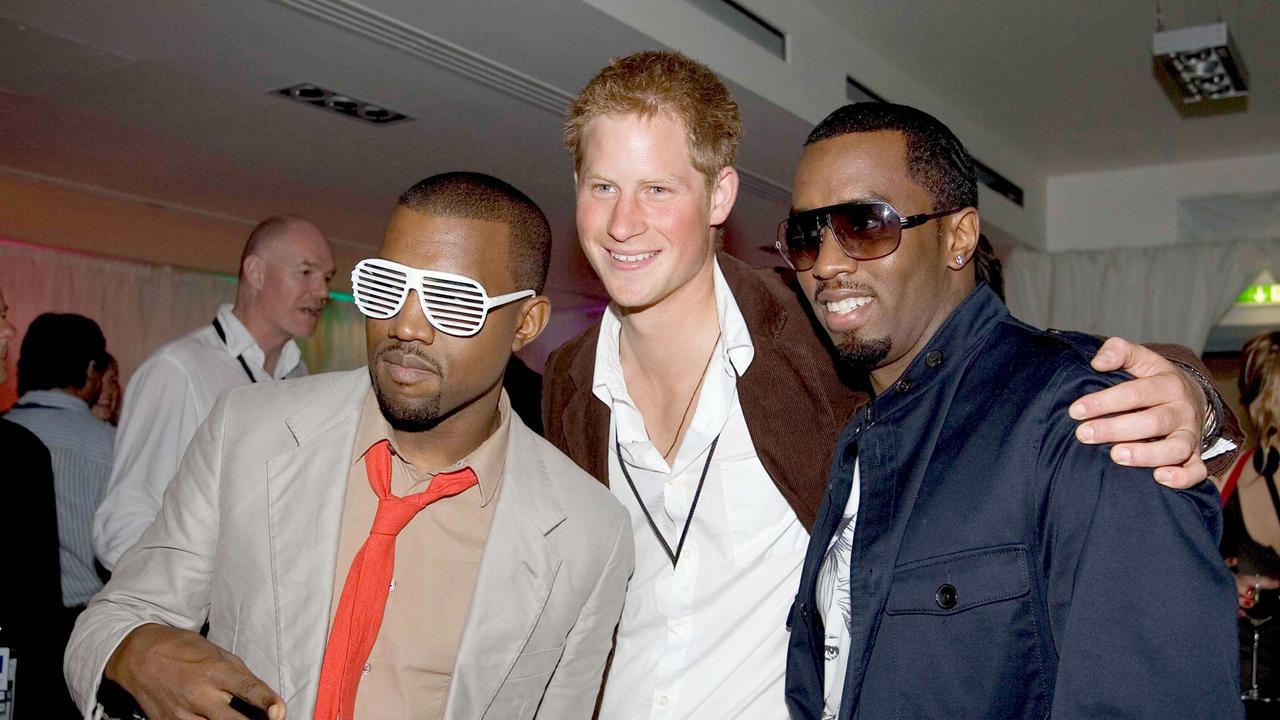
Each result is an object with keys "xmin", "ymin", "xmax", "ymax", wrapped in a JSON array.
[
  {"xmin": 805, "ymin": 102, "xmax": 978, "ymax": 212},
  {"xmin": 973, "ymin": 234, "xmax": 1004, "ymax": 301},
  {"xmin": 17, "ymin": 313, "xmax": 108, "ymax": 395},
  {"xmin": 397, "ymin": 172, "xmax": 552, "ymax": 294}
]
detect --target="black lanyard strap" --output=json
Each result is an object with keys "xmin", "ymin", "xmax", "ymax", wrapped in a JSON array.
[
  {"xmin": 211, "ymin": 318, "xmax": 259, "ymax": 384},
  {"xmin": 616, "ymin": 433, "xmax": 720, "ymax": 568}
]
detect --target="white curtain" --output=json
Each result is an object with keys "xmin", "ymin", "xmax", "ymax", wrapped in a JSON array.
[
  {"xmin": 0, "ymin": 238, "xmax": 366, "ymax": 409},
  {"xmin": 1005, "ymin": 238, "xmax": 1280, "ymax": 353}
]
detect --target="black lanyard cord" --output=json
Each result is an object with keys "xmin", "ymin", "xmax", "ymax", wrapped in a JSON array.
[
  {"xmin": 616, "ymin": 433, "xmax": 720, "ymax": 568},
  {"xmin": 211, "ymin": 318, "xmax": 259, "ymax": 384}
]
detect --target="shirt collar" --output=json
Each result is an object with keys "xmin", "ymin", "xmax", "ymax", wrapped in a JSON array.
[
  {"xmin": 15, "ymin": 389, "xmax": 91, "ymax": 413},
  {"xmin": 350, "ymin": 387, "xmax": 510, "ymax": 506},
  {"xmin": 865, "ymin": 283, "xmax": 1006, "ymax": 422},
  {"xmin": 214, "ymin": 304, "xmax": 303, "ymax": 380},
  {"xmin": 591, "ymin": 257, "xmax": 757, "ymax": 474},
  {"xmin": 712, "ymin": 257, "xmax": 755, "ymax": 378},
  {"xmin": 592, "ymin": 257, "xmax": 755, "ymax": 407}
]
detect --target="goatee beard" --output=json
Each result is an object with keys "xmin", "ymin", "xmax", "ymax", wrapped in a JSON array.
[
  {"xmin": 835, "ymin": 334, "xmax": 891, "ymax": 370},
  {"xmin": 368, "ymin": 362, "xmax": 443, "ymax": 432}
]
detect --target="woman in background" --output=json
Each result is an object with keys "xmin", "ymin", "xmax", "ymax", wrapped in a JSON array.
[
  {"xmin": 1221, "ymin": 330, "xmax": 1280, "ymax": 711},
  {"xmin": 91, "ymin": 352, "xmax": 121, "ymax": 426}
]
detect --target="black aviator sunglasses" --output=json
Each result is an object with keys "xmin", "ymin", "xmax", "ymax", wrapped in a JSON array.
[{"xmin": 775, "ymin": 200, "xmax": 964, "ymax": 272}]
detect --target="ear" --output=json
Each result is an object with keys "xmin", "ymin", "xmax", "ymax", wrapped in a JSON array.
[
  {"xmin": 243, "ymin": 254, "xmax": 267, "ymax": 290},
  {"xmin": 945, "ymin": 207, "xmax": 980, "ymax": 270},
  {"xmin": 708, "ymin": 166, "xmax": 738, "ymax": 226},
  {"xmin": 511, "ymin": 294, "xmax": 552, "ymax": 352}
]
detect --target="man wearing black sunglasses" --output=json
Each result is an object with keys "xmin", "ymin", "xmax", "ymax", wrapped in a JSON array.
[
  {"xmin": 783, "ymin": 103, "xmax": 1240, "ymax": 718},
  {"xmin": 544, "ymin": 50, "xmax": 1239, "ymax": 720}
]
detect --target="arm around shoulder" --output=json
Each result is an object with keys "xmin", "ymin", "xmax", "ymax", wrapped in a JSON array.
[{"xmin": 1040, "ymin": 367, "xmax": 1241, "ymax": 718}]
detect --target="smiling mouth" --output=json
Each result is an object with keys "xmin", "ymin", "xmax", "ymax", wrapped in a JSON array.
[
  {"xmin": 608, "ymin": 249, "xmax": 658, "ymax": 263},
  {"xmin": 825, "ymin": 296, "xmax": 873, "ymax": 314}
]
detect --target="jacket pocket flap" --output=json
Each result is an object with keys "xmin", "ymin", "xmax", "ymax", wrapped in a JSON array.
[{"xmin": 885, "ymin": 544, "xmax": 1029, "ymax": 616}]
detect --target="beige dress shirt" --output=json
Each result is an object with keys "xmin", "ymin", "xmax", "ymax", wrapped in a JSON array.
[{"xmin": 329, "ymin": 389, "xmax": 510, "ymax": 719}]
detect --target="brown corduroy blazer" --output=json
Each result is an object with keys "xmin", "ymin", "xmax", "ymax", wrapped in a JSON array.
[{"xmin": 542, "ymin": 252, "xmax": 865, "ymax": 532}]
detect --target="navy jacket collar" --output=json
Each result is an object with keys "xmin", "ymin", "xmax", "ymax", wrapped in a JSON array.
[{"xmin": 863, "ymin": 283, "xmax": 1006, "ymax": 424}]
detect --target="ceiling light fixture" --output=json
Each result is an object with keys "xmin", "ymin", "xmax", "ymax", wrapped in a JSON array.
[
  {"xmin": 271, "ymin": 83, "xmax": 410, "ymax": 125},
  {"xmin": 1153, "ymin": 21, "xmax": 1248, "ymax": 104}
]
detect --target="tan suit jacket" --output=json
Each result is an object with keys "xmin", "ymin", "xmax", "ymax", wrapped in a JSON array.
[{"xmin": 65, "ymin": 369, "xmax": 633, "ymax": 720}]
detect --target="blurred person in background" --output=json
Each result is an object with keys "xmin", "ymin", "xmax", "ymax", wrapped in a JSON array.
[
  {"xmin": 0, "ymin": 285, "xmax": 64, "ymax": 717},
  {"xmin": 3, "ymin": 311, "xmax": 113, "ymax": 717},
  {"xmin": 93, "ymin": 215, "xmax": 335, "ymax": 570},
  {"xmin": 90, "ymin": 353, "xmax": 121, "ymax": 426},
  {"xmin": 1220, "ymin": 330, "xmax": 1280, "ymax": 713}
]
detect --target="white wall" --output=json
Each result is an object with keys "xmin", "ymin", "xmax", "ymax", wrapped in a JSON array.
[
  {"xmin": 579, "ymin": 0, "xmax": 1043, "ymax": 248},
  {"xmin": 1046, "ymin": 151, "xmax": 1280, "ymax": 252}
]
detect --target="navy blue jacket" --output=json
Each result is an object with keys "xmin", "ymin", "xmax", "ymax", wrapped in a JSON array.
[{"xmin": 785, "ymin": 286, "xmax": 1241, "ymax": 719}]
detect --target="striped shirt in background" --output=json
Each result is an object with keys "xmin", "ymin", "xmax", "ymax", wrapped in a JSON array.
[{"xmin": 6, "ymin": 389, "xmax": 114, "ymax": 606}]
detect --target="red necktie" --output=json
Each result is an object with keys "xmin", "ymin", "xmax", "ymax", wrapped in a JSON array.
[{"xmin": 313, "ymin": 439, "xmax": 478, "ymax": 720}]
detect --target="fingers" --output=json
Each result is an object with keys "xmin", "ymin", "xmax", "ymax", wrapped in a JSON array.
[
  {"xmin": 1099, "ymin": 426, "xmax": 1199, "ymax": 468},
  {"xmin": 1089, "ymin": 336, "xmax": 1139, "ymax": 373},
  {"xmin": 1070, "ymin": 373, "xmax": 1190, "ymax": 426},
  {"xmin": 213, "ymin": 659, "xmax": 286, "ymax": 720},
  {"xmin": 1149, "ymin": 452, "xmax": 1207, "ymax": 489},
  {"xmin": 109, "ymin": 624, "xmax": 285, "ymax": 720},
  {"xmin": 1090, "ymin": 337, "xmax": 1176, "ymax": 377}
]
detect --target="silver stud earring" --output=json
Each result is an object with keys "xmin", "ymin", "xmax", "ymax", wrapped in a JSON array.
[{"xmin": 955, "ymin": 255, "xmax": 965, "ymax": 265}]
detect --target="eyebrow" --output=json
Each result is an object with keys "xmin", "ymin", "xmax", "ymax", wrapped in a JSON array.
[{"xmin": 581, "ymin": 171, "xmax": 689, "ymax": 188}]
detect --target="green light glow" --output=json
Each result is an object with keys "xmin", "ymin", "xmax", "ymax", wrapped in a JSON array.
[
  {"xmin": 213, "ymin": 271, "xmax": 353, "ymax": 303},
  {"xmin": 1237, "ymin": 284, "xmax": 1280, "ymax": 305}
]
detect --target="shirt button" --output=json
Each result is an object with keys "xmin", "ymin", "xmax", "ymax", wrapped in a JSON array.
[
  {"xmin": 925, "ymin": 350, "xmax": 944, "ymax": 368},
  {"xmin": 895, "ymin": 379, "xmax": 912, "ymax": 394},
  {"xmin": 670, "ymin": 621, "xmax": 685, "ymax": 635},
  {"xmin": 656, "ymin": 694, "xmax": 670, "ymax": 707},
  {"xmin": 362, "ymin": 661, "xmax": 371, "ymax": 676}
]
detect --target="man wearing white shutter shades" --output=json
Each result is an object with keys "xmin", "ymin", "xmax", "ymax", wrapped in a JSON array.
[{"xmin": 66, "ymin": 173, "xmax": 631, "ymax": 720}]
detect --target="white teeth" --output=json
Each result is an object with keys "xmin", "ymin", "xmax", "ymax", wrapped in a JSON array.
[
  {"xmin": 826, "ymin": 296, "xmax": 872, "ymax": 314},
  {"xmin": 609, "ymin": 250, "xmax": 658, "ymax": 263}
]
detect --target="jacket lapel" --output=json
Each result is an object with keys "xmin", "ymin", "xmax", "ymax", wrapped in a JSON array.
[
  {"xmin": 558, "ymin": 325, "xmax": 611, "ymax": 485},
  {"xmin": 717, "ymin": 253, "xmax": 865, "ymax": 531},
  {"xmin": 447, "ymin": 416, "xmax": 566, "ymax": 719},
  {"xmin": 266, "ymin": 370, "xmax": 369, "ymax": 707}
]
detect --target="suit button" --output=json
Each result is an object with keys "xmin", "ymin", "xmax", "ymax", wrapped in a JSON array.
[
  {"xmin": 926, "ymin": 350, "xmax": 944, "ymax": 368},
  {"xmin": 895, "ymin": 379, "xmax": 911, "ymax": 394},
  {"xmin": 935, "ymin": 583, "xmax": 958, "ymax": 610}
]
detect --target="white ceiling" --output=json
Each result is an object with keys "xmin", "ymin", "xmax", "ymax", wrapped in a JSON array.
[
  {"xmin": 1, "ymin": 0, "xmax": 1276, "ymax": 305},
  {"xmin": 808, "ymin": 0, "xmax": 1280, "ymax": 175}
]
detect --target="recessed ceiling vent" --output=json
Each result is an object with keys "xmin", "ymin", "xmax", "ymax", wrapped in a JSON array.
[{"xmin": 272, "ymin": 83, "xmax": 410, "ymax": 125}]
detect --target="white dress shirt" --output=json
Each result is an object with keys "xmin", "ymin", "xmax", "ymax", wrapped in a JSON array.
[
  {"xmin": 817, "ymin": 460, "xmax": 861, "ymax": 720},
  {"xmin": 5, "ymin": 390, "xmax": 115, "ymax": 606},
  {"xmin": 93, "ymin": 304, "xmax": 305, "ymax": 569},
  {"xmin": 594, "ymin": 260, "xmax": 810, "ymax": 719}
]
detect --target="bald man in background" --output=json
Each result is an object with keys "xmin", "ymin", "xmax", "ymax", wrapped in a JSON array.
[{"xmin": 94, "ymin": 215, "xmax": 337, "ymax": 569}]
